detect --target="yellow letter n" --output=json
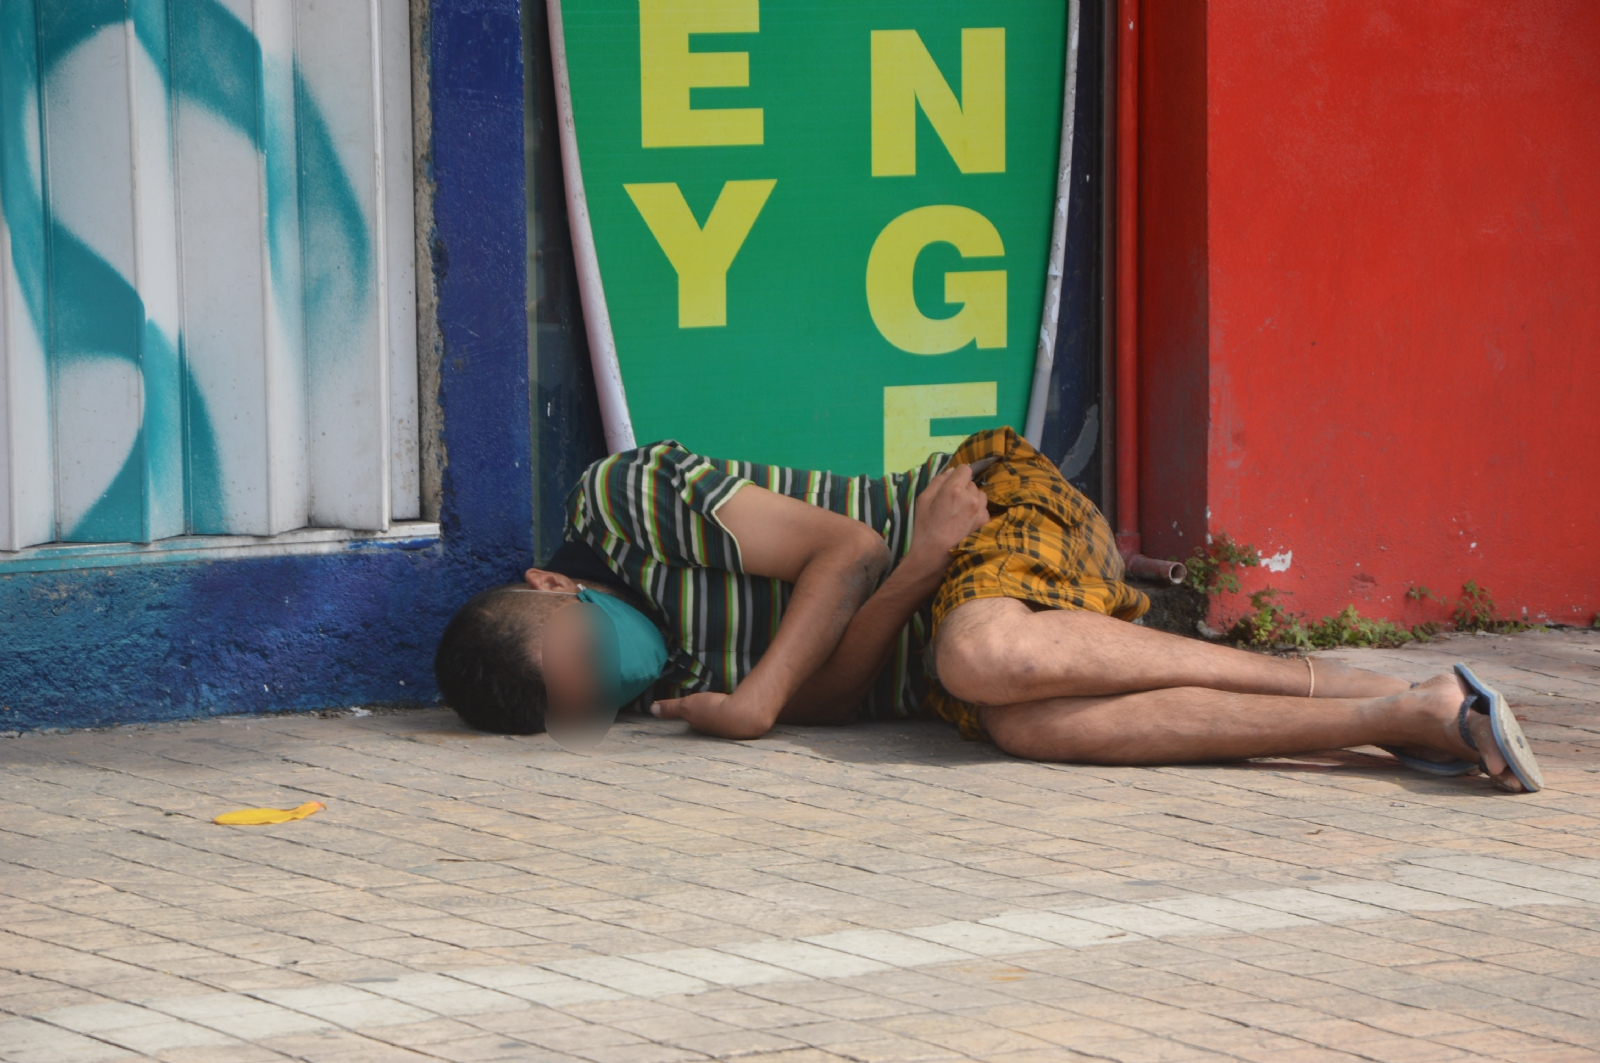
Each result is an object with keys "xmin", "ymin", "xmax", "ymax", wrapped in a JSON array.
[
  {"xmin": 625, "ymin": 180, "xmax": 776, "ymax": 328},
  {"xmin": 640, "ymin": 0, "xmax": 763, "ymax": 147},
  {"xmin": 871, "ymin": 28, "xmax": 1004, "ymax": 176}
]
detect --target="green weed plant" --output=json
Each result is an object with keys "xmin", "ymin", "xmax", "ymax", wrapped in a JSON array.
[
  {"xmin": 1227, "ymin": 579, "xmax": 1535, "ymax": 650},
  {"xmin": 1229, "ymin": 588, "xmax": 1435, "ymax": 650},
  {"xmin": 1184, "ymin": 536, "xmax": 1540, "ymax": 648},
  {"xmin": 1181, "ymin": 533, "xmax": 1260, "ymax": 596},
  {"xmin": 1452, "ymin": 579, "xmax": 1533, "ymax": 634}
]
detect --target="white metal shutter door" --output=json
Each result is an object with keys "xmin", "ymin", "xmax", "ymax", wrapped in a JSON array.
[
  {"xmin": 174, "ymin": 0, "xmax": 309, "ymax": 536},
  {"xmin": 0, "ymin": 0, "xmax": 417, "ymax": 548}
]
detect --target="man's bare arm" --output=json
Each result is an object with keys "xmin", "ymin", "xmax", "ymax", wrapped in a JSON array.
[
  {"xmin": 777, "ymin": 464, "xmax": 991, "ymax": 723},
  {"xmin": 652, "ymin": 484, "xmax": 889, "ymax": 739},
  {"xmin": 653, "ymin": 464, "xmax": 992, "ymax": 736}
]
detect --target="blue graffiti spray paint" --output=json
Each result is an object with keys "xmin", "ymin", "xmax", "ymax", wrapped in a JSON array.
[{"xmin": 295, "ymin": 68, "xmax": 373, "ymax": 373}]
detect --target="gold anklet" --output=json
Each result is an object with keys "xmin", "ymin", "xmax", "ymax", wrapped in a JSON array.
[{"xmin": 1305, "ymin": 656, "xmax": 1316, "ymax": 698}]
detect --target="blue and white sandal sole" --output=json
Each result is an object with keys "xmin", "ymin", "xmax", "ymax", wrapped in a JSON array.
[{"xmin": 1456, "ymin": 663, "xmax": 1544, "ymax": 793}]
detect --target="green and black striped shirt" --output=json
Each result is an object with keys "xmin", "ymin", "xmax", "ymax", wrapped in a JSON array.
[{"xmin": 565, "ymin": 441, "xmax": 951, "ymax": 719}]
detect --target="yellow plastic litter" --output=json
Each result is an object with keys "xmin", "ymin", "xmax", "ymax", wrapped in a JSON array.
[{"xmin": 213, "ymin": 801, "xmax": 324, "ymax": 826}]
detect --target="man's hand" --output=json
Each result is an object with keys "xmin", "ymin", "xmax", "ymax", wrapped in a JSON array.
[
  {"xmin": 905, "ymin": 463, "xmax": 992, "ymax": 576},
  {"xmin": 651, "ymin": 692, "xmax": 765, "ymax": 739}
]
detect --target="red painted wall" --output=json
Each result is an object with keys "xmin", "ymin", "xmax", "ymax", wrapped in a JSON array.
[
  {"xmin": 1140, "ymin": 0, "xmax": 1600, "ymax": 627},
  {"xmin": 1136, "ymin": 0, "xmax": 1209, "ymax": 563}
]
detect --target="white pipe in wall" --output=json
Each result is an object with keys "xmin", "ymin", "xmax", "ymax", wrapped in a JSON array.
[
  {"xmin": 1023, "ymin": 0, "xmax": 1082, "ymax": 448},
  {"xmin": 546, "ymin": 0, "xmax": 636, "ymax": 455}
]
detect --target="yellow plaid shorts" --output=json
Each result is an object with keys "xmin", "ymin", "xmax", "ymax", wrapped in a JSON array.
[{"xmin": 927, "ymin": 427, "xmax": 1150, "ymax": 740}]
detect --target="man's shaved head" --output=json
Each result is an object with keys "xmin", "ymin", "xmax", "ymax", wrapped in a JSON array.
[{"xmin": 433, "ymin": 587, "xmax": 568, "ymax": 733}]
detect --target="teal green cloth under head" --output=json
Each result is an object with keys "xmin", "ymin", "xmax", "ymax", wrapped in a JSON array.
[{"xmin": 578, "ymin": 588, "xmax": 667, "ymax": 711}]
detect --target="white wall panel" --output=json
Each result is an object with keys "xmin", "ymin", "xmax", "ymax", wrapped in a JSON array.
[
  {"xmin": 121, "ymin": 11, "xmax": 184, "ymax": 541},
  {"xmin": 43, "ymin": 27, "xmax": 138, "ymax": 283},
  {"xmin": 44, "ymin": 11, "xmax": 184, "ymax": 542},
  {"xmin": 0, "ymin": 1, "xmax": 53, "ymax": 553},
  {"xmin": 174, "ymin": 0, "xmax": 307, "ymax": 535},
  {"xmin": 382, "ymin": 0, "xmax": 419, "ymax": 521},
  {"xmin": 257, "ymin": 2, "xmax": 313, "ymax": 534},
  {"xmin": 295, "ymin": 0, "xmax": 390, "ymax": 532},
  {"xmin": 43, "ymin": 24, "xmax": 143, "ymax": 539},
  {"xmin": 0, "ymin": 171, "xmax": 54, "ymax": 551}
]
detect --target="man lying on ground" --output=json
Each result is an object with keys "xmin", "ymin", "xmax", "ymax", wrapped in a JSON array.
[{"xmin": 434, "ymin": 428, "xmax": 1542, "ymax": 793}]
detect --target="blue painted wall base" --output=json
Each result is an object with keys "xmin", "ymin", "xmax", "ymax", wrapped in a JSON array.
[{"xmin": 3, "ymin": 547, "xmax": 448, "ymax": 730}]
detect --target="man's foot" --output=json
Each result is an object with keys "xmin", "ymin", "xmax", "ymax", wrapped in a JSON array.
[{"xmin": 1405, "ymin": 672, "xmax": 1525, "ymax": 792}]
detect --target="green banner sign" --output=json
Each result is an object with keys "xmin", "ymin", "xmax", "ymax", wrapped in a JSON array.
[{"xmin": 560, "ymin": 0, "xmax": 1067, "ymax": 474}]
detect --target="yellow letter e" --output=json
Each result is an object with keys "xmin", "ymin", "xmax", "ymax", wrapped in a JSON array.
[{"xmin": 640, "ymin": 0, "xmax": 764, "ymax": 147}]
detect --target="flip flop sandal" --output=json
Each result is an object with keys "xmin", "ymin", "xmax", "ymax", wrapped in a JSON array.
[
  {"xmin": 1454, "ymin": 662, "xmax": 1545, "ymax": 793},
  {"xmin": 1380, "ymin": 746, "xmax": 1478, "ymax": 777}
]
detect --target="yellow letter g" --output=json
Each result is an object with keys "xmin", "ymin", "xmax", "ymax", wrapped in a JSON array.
[{"xmin": 866, "ymin": 206, "xmax": 1006, "ymax": 355}]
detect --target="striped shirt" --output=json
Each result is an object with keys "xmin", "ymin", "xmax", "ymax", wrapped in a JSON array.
[{"xmin": 565, "ymin": 441, "xmax": 951, "ymax": 719}]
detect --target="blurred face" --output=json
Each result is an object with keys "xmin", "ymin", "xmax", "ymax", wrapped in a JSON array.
[
  {"xmin": 520, "ymin": 567, "xmax": 609, "ymax": 725},
  {"xmin": 535, "ymin": 597, "xmax": 601, "ymax": 723}
]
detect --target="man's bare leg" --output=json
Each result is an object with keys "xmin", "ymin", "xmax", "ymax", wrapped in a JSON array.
[
  {"xmin": 934, "ymin": 597, "xmax": 1409, "ymax": 704},
  {"xmin": 978, "ymin": 674, "xmax": 1521, "ymax": 791},
  {"xmin": 934, "ymin": 599, "xmax": 1520, "ymax": 790}
]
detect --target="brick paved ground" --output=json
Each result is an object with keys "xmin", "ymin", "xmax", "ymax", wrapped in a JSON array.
[{"xmin": 2, "ymin": 628, "xmax": 1598, "ymax": 1063}]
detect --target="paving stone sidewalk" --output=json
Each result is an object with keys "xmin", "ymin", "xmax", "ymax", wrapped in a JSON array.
[{"xmin": 2, "ymin": 628, "xmax": 1598, "ymax": 1063}]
